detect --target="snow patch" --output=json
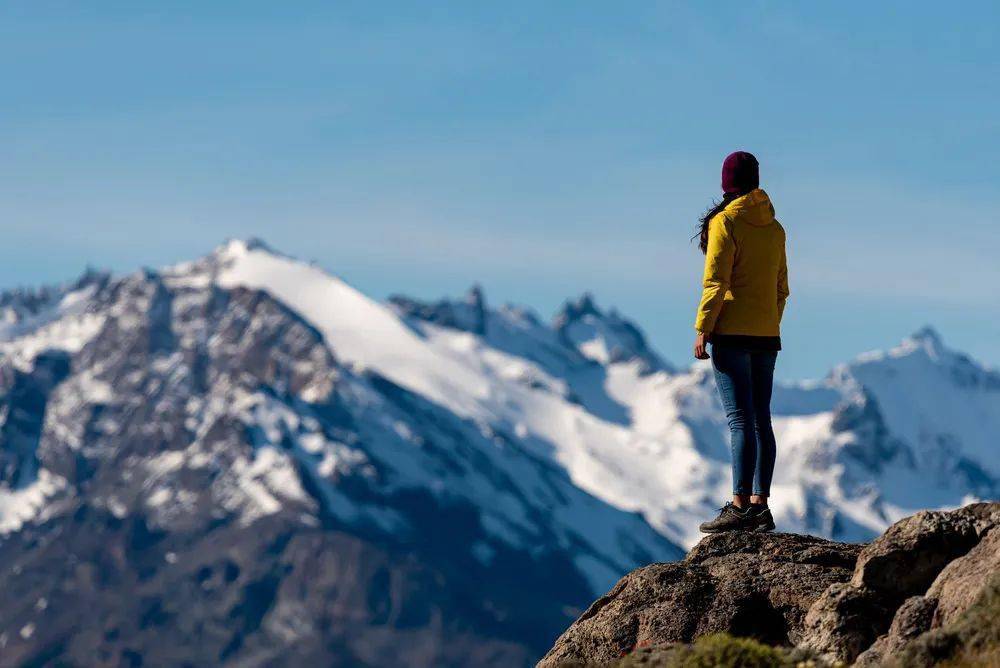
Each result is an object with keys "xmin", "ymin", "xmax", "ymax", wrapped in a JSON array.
[{"xmin": 0, "ymin": 470, "xmax": 68, "ymax": 534}]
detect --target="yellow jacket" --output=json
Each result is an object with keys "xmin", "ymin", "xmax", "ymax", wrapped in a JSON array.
[{"xmin": 694, "ymin": 189, "xmax": 789, "ymax": 336}]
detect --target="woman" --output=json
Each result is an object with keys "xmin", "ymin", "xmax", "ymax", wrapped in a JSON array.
[{"xmin": 693, "ymin": 151, "xmax": 788, "ymax": 533}]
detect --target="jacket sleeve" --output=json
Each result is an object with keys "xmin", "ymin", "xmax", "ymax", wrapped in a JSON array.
[
  {"xmin": 694, "ymin": 215, "xmax": 735, "ymax": 333},
  {"xmin": 777, "ymin": 236, "xmax": 789, "ymax": 322}
]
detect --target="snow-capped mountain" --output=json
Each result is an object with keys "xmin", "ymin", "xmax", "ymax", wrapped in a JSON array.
[{"xmin": 0, "ymin": 239, "xmax": 995, "ymax": 666}]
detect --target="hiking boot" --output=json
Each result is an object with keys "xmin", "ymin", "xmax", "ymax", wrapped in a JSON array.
[
  {"xmin": 747, "ymin": 504, "xmax": 775, "ymax": 532},
  {"xmin": 699, "ymin": 503, "xmax": 752, "ymax": 533}
]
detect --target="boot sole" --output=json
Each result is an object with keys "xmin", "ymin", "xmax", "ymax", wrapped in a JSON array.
[
  {"xmin": 700, "ymin": 521, "xmax": 775, "ymax": 534},
  {"xmin": 699, "ymin": 524, "xmax": 748, "ymax": 533},
  {"xmin": 700, "ymin": 523, "xmax": 761, "ymax": 534}
]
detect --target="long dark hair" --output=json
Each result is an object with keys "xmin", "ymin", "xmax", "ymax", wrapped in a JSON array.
[{"xmin": 693, "ymin": 190, "xmax": 750, "ymax": 254}]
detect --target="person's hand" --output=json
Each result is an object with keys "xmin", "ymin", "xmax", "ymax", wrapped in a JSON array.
[{"xmin": 693, "ymin": 331, "xmax": 710, "ymax": 360}]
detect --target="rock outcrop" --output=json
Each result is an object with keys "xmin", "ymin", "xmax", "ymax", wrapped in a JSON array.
[
  {"xmin": 538, "ymin": 532, "xmax": 861, "ymax": 666},
  {"xmin": 538, "ymin": 503, "xmax": 1000, "ymax": 667},
  {"xmin": 853, "ymin": 504, "xmax": 1000, "ymax": 666}
]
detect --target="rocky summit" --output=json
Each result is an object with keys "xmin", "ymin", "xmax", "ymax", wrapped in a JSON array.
[{"xmin": 538, "ymin": 502, "xmax": 1000, "ymax": 667}]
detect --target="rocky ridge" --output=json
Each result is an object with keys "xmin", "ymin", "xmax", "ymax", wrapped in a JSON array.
[{"xmin": 539, "ymin": 502, "xmax": 1000, "ymax": 667}]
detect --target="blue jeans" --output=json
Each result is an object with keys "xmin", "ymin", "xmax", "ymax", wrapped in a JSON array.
[{"xmin": 711, "ymin": 346, "xmax": 778, "ymax": 496}]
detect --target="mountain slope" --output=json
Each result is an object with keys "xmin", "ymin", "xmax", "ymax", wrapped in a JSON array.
[
  {"xmin": 383, "ymin": 281, "xmax": 999, "ymax": 548},
  {"xmin": 0, "ymin": 239, "xmax": 995, "ymax": 665},
  {"xmin": 383, "ymin": 267, "xmax": 998, "ymax": 549},
  {"xmin": 0, "ymin": 241, "xmax": 680, "ymax": 666}
]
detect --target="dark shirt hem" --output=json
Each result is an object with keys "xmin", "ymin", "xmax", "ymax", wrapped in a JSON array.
[{"xmin": 710, "ymin": 334, "xmax": 782, "ymax": 351}]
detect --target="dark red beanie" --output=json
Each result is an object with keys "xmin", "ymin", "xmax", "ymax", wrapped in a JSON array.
[{"xmin": 721, "ymin": 151, "xmax": 759, "ymax": 195}]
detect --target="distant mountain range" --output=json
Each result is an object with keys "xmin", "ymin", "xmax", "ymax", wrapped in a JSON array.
[{"xmin": 0, "ymin": 239, "xmax": 995, "ymax": 666}]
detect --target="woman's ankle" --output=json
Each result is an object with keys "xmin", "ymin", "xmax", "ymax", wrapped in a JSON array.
[{"xmin": 750, "ymin": 495, "xmax": 768, "ymax": 506}]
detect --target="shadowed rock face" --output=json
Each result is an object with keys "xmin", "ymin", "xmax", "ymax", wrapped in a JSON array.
[
  {"xmin": 538, "ymin": 503, "xmax": 1000, "ymax": 668},
  {"xmin": 0, "ymin": 350, "xmax": 71, "ymax": 486}
]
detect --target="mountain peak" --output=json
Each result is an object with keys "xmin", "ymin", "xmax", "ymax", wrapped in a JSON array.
[
  {"xmin": 389, "ymin": 285, "xmax": 488, "ymax": 335},
  {"xmin": 894, "ymin": 324, "xmax": 949, "ymax": 361},
  {"xmin": 213, "ymin": 237, "xmax": 282, "ymax": 260},
  {"xmin": 553, "ymin": 293, "xmax": 600, "ymax": 326},
  {"xmin": 852, "ymin": 325, "xmax": 951, "ymax": 367},
  {"xmin": 464, "ymin": 284, "xmax": 486, "ymax": 310},
  {"xmin": 908, "ymin": 325, "xmax": 943, "ymax": 348},
  {"xmin": 553, "ymin": 294, "xmax": 669, "ymax": 373}
]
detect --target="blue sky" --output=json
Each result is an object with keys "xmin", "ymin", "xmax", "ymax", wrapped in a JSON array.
[{"xmin": 2, "ymin": 2, "xmax": 998, "ymax": 379}]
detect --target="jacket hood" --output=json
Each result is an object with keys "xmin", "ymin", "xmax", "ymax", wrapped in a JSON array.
[{"xmin": 724, "ymin": 188, "xmax": 775, "ymax": 227}]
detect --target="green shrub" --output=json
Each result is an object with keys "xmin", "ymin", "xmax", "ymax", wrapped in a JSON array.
[
  {"xmin": 677, "ymin": 634, "xmax": 792, "ymax": 668},
  {"xmin": 611, "ymin": 634, "xmax": 796, "ymax": 668}
]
